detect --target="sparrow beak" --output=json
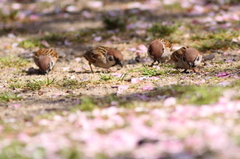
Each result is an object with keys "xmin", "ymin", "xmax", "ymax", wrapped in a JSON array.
[
  {"xmin": 117, "ymin": 61, "xmax": 123, "ymax": 67},
  {"xmin": 188, "ymin": 62, "xmax": 194, "ymax": 68},
  {"xmin": 113, "ymin": 59, "xmax": 123, "ymax": 67}
]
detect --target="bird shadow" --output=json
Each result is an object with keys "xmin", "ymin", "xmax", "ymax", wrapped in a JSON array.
[{"xmin": 24, "ymin": 67, "xmax": 45, "ymax": 75}]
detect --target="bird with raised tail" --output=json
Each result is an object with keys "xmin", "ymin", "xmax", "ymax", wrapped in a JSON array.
[
  {"xmin": 34, "ymin": 48, "xmax": 59, "ymax": 74},
  {"xmin": 148, "ymin": 39, "xmax": 173, "ymax": 67},
  {"xmin": 83, "ymin": 46, "xmax": 124, "ymax": 73},
  {"xmin": 170, "ymin": 46, "xmax": 203, "ymax": 73}
]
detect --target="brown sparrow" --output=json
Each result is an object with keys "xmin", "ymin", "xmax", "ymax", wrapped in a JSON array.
[
  {"xmin": 148, "ymin": 39, "xmax": 173, "ymax": 66},
  {"xmin": 83, "ymin": 46, "xmax": 124, "ymax": 73},
  {"xmin": 34, "ymin": 48, "xmax": 59, "ymax": 74},
  {"xmin": 170, "ymin": 46, "xmax": 202, "ymax": 73}
]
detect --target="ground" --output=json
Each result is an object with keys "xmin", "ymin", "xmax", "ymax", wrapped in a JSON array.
[{"xmin": 0, "ymin": 0, "xmax": 240, "ymax": 159}]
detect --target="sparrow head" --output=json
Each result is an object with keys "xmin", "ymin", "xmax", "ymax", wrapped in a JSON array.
[
  {"xmin": 148, "ymin": 39, "xmax": 164, "ymax": 59},
  {"xmin": 182, "ymin": 47, "xmax": 202, "ymax": 68},
  {"xmin": 38, "ymin": 56, "xmax": 52, "ymax": 74},
  {"xmin": 107, "ymin": 49, "xmax": 124, "ymax": 67}
]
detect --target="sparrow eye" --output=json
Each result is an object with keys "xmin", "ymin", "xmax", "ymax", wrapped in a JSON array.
[
  {"xmin": 108, "ymin": 55, "xmax": 114, "ymax": 61},
  {"xmin": 196, "ymin": 56, "xmax": 200, "ymax": 61}
]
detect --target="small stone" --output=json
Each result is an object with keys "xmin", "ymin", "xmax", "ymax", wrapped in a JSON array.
[{"xmin": 38, "ymin": 91, "xmax": 43, "ymax": 96}]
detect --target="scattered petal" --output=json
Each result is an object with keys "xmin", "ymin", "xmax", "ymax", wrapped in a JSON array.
[
  {"xmin": 62, "ymin": 67, "xmax": 70, "ymax": 71},
  {"xmin": 137, "ymin": 45, "xmax": 147, "ymax": 53},
  {"xmin": 131, "ymin": 78, "xmax": 140, "ymax": 84},
  {"xmin": 41, "ymin": 40, "xmax": 50, "ymax": 47},
  {"xmin": 163, "ymin": 97, "xmax": 176, "ymax": 107},
  {"xmin": 110, "ymin": 101, "xmax": 119, "ymax": 107},
  {"xmin": 64, "ymin": 39, "xmax": 72, "ymax": 46},
  {"xmin": 94, "ymin": 36, "xmax": 102, "ymax": 42},
  {"xmin": 12, "ymin": 104, "xmax": 21, "ymax": 108},
  {"xmin": 87, "ymin": 1, "xmax": 103, "ymax": 8},
  {"xmin": 117, "ymin": 85, "xmax": 129, "ymax": 92},
  {"xmin": 8, "ymin": 33, "xmax": 15, "ymax": 38},
  {"xmin": 11, "ymin": 43, "xmax": 18, "ymax": 48},
  {"xmin": 142, "ymin": 84, "xmax": 154, "ymax": 91},
  {"xmin": 150, "ymin": 76, "xmax": 159, "ymax": 80},
  {"xmin": 75, "ymin": 58, "xmax": 82, "ymax": 62},
  {"xmin": 218, "ymin": 81, "xmax": 231, "ymax": 87},
  {"xmin": 29, "ymin": 14, "xmax": 39, "ymax": 20},
  {"xmin": 112, "ymin": 73, "xmax": 122, "ymax": 78},
  {"xmin": 65, "ymin": 5, "xmax": 79, "ymax": 13},
  {"xmin": 216, "ymin": 72, "xmax": 230, "ymax": 78}
]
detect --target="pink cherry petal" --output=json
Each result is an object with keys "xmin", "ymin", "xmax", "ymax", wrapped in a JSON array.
[
  {"xmin": 150, "ymin": 76, "xmax": 159, "ymax": 80},
  {"xmin": 142, "ymin": 84, "xmax": 154, "ymax": 91},
  {"xmin": 131, "ymin": 78, "xmax": 140, "ymax": 84},
  {"xmin": 117, "ymin": 85, "xmax": 129, "ymax": 92},
  {"xmin": 12, "ymin": 104, "xmax": 21, "ymax": 108},
  {"xmin": 216, "ymin": 72, "xmax": 230, "ymax": 78},
  {"xmin": 94, "ymin": 36, "xmax": 102, "ymax": 42},
  {"xmin": 41, "ymin": 40, "xmax": 50, "ymax": 47},
  {"xmin": 138, "ymin": 44, "xmax": 147, "ymax": 53},
  {"xmin": 163, "ymin": 97, "xmax": 176, "ymax": 107},
  {"xmin": 112, "ymin": 73, "xmax": 122, "ymax": 78}
]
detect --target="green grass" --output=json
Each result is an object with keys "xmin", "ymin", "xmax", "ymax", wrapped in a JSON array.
[
  {"xmin": 139, "ymin": 65, "xmax": 164, "ymax": 77},
  {"xmin": 72, "ymin": 94, "xmax": 130, "ymax": 112},
  {"xmin": 99, "ymin": 73, "xmax": 128, "ymax": 82},
  {"xmin": 25, "ymin": 80, "xmax": 44, "ymax": 91},
  {"xmin": 0, "ymin": 142, "xmax": 29, "ymax": 159},
  {"xmin": 9, "ymin": 82, "xmax": 22, "ymax": 89},
  {"xmin": 102, "ymin": 14, "xmax": 128, "ymax": 31},
  {"xmin": 99, "ymin": 73, "xmax": 114, "ymax": 81},
  {"xmin": 148, "ymin": 85, "xmax": 224, "ymax": 105},
  {"xmin": 0, "ymin": 91, "xmax": 22, "ymax": 102},
  {"xmin": 194, "ymin": 40, "xmax": 237, "ymax": 52},
  {"xmin": 0, "ymin": 27, "xmax": 27, "ymax": 36},
  {"xmin": 58, "ymin": 78, "xmax": 86, "ymax": 89},
  {"xmin": 74, "ymin": 97, "xmax": 96, "ymax": 112},
  {"xmin": 147, "ymin": 22, "xmax": 179, "ymax": 38},
  {"xmin": 59, "ymin": 148, "xmax": 83, "ymax": 159},
  {"xmin": 0, "ymin": 9, "xmax": 18, "ymax": 22},
  {"xmin": 19, "ymin": 39, "xmax": 41, "ymax": 49},
  {"xmin": 191, "ymin": 30, "xmax": 240, "ymax": 51},
  {"xmin": 163, "ymin": 3, "xmax": 185, "ymax": 12},
  {"xmin": 0, "ymin": 56, "xmax": 29, "ymax": 68},
  {"xmin": 40, "ymin": 32, "xmax": 66, "ymax": 43},
  {"xmin": 25, "ymin": 78, "xmax": 56, "ymax": 91},
  {"xmin": 191, "ymin": 30, "xmax": 239, "ymax": 41}
]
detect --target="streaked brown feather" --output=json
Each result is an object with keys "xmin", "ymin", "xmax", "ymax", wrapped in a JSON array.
[{"xmin": 170, "ymin": 47, "xmax": 185, "ymax": 62}]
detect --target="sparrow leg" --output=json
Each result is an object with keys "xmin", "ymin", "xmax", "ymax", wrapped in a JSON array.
[
  {"xmin": 108, "ymin": 68, "xmax": 115, "ymax": 73},
  {"xmin": 149, "ymin": 60, "xmax": 156, "ymax": 67},
  {"xmin": 89, "ymin": 62, "xmax": 94, "ymax": 73},
  {"xmin": 193, "ymin": 68, "xmax": 202, "ymax": 74},
  {"xmin": 181, "ymin": 69, "xmax": 189, "ymax": 74},
  {"xmin": 192, "ymin": 68, "xmax": 197, "ymax": 73}
]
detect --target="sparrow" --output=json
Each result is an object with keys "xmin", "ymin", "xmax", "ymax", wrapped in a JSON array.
[
  {"xmin": 83, "ymin": 46, "xmax": 124, "ymax": 73},
  {"xmin": 170, "ymin": 46, "xmax": 202, "ymax": 73},
  {"xmin": 34, "ymin": 48, "xmax": 59, "ymax": 74},
  {"xmin": 147, "ymin": 39, "xmax": 173, "ymax": 66}
]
